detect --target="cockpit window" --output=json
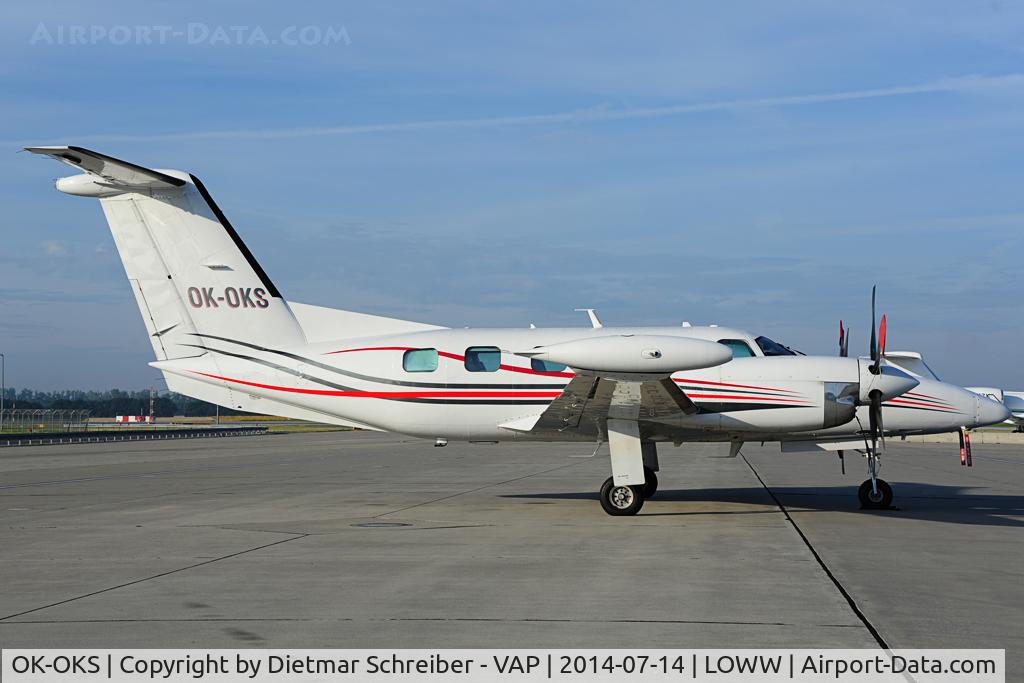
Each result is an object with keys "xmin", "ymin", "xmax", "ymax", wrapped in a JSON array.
[
  {"xmin": 717, "ymin": 339, "xmax": 755, "ymax": 358},
  {"xmin": 755, "ymin": 336, "xmax": 802, "ymax": 356},
  {"xmin": 919, "ymin": 358, "xmax": 941, "ymax": 381}
]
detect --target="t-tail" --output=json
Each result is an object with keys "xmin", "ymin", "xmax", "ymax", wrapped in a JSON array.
[
  {"xmin": 26, "ymin": 145, "xmax": 309, "ymax": 407},
  {"xmin": 26, "ymin": 146, "xmax": 306, "ymax": 352}
]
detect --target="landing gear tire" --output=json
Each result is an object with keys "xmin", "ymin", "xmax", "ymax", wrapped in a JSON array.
[
  {"xmin": 642, "ymin": 466, "xmax": 659, "ymax": 499},
  {"xmin": 858, "ymin": 478, "xmax": 893, "ymax": 509},
  {"xmin": 600, "ymin": 477, "xmax": 645, "ymax": 516}
]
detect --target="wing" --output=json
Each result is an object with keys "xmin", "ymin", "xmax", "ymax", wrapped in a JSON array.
[
  {"xmin": 24, "ymin": 146, "xmax": 185, "ymax": 189},
  {"xmin": 499, "ymin": 374, "xmax": 697, "ymax": 439}
]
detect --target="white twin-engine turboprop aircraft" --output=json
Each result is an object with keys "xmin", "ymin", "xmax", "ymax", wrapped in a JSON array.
[{"xmin": 27, "ymin": 146, "xmax": 1010, "ymax": 516}]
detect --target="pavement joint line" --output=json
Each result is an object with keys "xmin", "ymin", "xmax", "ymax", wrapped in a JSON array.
[
  {"xmin": 0, "ymin": 617, "xmax": 866, "ymax": 627},
  {"xmin": 740, "ymin": 454, "xmax": 891, "ymax": 651},
  {"xmin": 0, "ymin": 533, "xmax": 309, "ymax": 622},
  {"xmin": 373, "ymin": 460, "xmax": 587, "ymax": 519}
]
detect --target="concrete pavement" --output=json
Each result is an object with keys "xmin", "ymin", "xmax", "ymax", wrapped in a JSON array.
[{"xmin": 0, "ymin": 432, "xmax": 1020, "ymax": 664}]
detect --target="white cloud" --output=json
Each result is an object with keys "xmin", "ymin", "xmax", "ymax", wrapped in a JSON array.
[
  {"xmin": 9, "ymin": 73, "xmax": 1024, "ymax": 146},
  {"xmin": 41, "ymin": 239, "xmax": 67, "ymax": 256}
]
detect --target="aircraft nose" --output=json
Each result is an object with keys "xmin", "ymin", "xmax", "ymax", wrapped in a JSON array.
[{"xmin": 975, "ymin": 395, "xmax": 1012, "ymax": 427}]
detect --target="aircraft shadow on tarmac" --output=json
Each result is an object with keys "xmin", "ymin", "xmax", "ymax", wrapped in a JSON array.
[{"xmin": 503, "ymin": 483, "xmax": 1024, "ymax": 527}]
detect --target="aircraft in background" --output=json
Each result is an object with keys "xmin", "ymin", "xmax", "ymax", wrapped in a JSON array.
[
  {"xmin": 965, "ymin": 385, "xmax": 1024, "ymax": 432},
  {"xmin": 26, "ymin": 146, "xmax": 1009, "ymax": 515}
]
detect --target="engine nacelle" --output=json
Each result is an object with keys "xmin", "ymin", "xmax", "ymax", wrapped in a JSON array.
[
  {"xmin": 518, "ymin": 334, "xmax": 733, "ymax": 374},
  {"xmin": 823, "ymin": 381, "xmax": 858, "ymax": 428}
]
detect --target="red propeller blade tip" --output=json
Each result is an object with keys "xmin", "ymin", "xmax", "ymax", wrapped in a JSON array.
[{"xmin": 879, "ymin": 315, "xmax": 887, "ymax": 355}]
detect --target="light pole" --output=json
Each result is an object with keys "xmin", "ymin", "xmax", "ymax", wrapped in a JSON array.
[{"xmin": 1, "ymin": 353, "xmax": 5, "ymax": 434}]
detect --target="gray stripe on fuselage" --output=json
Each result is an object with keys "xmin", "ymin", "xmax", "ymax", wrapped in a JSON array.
[{"xmin": 188, "ymin": 333, "xmax": 568, "ymax": 390}]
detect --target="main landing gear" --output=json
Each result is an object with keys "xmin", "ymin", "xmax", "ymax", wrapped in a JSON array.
[
  {"xmin": 598, "ymin": 419, "xmax": 660, "ymax": 516},
  {"xmin": 599, "ymin": 466, "xmax": 658, "ymax": 516},
  {"xmin": 858, "ymin": 450, "xmax": 893, "ymax": 509},
  {"xmin": 600, "ymin": 477, "xmax": 644, "ymax": 516}
]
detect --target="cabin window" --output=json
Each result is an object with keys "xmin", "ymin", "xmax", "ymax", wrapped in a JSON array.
[
  {"xmin": 717, "ymin": 339, "xmax": 755, "ymax": 358},
  {"xmin": 531, "ymin": 358, "xmax": 567, "ymax": 373},
  {"xmin": 403, "ymin": 348, "xmax": 438, "ymax": 372},
  {"xmin": 465, "ymin": 346, "xmax": 501, "ymax": 372}
]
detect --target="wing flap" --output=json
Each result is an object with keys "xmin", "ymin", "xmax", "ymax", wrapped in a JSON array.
[{"xmin": 501, "ymin": 374, "xmax": 698, "ymax": 438}]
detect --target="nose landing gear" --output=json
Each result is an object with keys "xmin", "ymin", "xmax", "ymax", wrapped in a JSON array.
[{"xmin": 858, "ymin": 450, "xmax": 893, "ymax": 509}]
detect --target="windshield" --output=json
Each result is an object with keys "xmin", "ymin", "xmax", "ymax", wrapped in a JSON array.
[
  {"xmin": 754, "ymin": 336, "xmax": 803, "ymax": 356},
  {"xmin": 886, "ymin": 356, "xmax": 941, "ymax": 381}
]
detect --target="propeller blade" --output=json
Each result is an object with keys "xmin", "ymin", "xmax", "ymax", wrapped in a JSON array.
[
  {"xmin": 879, "ymin": 314, "xmax": 887, "ymax": 356},
  {"xmin": 869, "ymin": 285, "xmax": 877, "ymax": 365},
  {"xmin": 839, "ymin": 320, "xmax": 846, "ymax": 357},
  {"xmin": 876, "ymin": 394, "xmax": 885, "ymax": 450},
  {"xmin": 868, "ymin": 390, "xmax": 885, "ymax": 453},
  {"xmin": 871, "ymin": 311, "xmax": 887, "ymax": 375}
]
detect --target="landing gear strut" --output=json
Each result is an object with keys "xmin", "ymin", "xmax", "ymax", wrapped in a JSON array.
[
  {"xmin": 858, "ymin": 451, "xmax": 893, "ymax": 509},
  {"xmin": 598, "ymin": 419, "xmax": 657, "ymax": 516}
]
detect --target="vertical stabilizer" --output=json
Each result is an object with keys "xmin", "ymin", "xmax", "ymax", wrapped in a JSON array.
[{"xmin": 26, "ymin": 146, "xmax": 306, "ymax": 362}]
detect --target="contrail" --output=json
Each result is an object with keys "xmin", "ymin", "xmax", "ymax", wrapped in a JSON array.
[{"xmin": 14, "ymin": 73, "xmax": 1024, "ymax": 146}]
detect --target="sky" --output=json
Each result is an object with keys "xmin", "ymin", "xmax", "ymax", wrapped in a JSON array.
[{"xmin": 1, "ymin": 1, "xmax": 1022, "ymax": 391}]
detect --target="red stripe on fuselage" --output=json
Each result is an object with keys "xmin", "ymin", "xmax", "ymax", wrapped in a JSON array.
[
  {"xmin": 904, "ymin": 391, "xmax": 954, "ymax": 406},
  {"xmin": 886, "ymin": 398, "xmax": 959, "ymax": 412},
  {"xmin": 674, "ymin": 378, "xmax": 801, "ymax": 394},
  {"xmin": 686, "ymin": 393, "xmax": 811, "ymax": 403},
  {"xmin": 191, "ymin": 371, "xmax": 563, "ymax": 399}
]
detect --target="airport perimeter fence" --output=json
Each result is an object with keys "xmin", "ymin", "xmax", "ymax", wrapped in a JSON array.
[
  {"xmin": 1, "ymin": 425, "xmax": 270, "ymax": 447},
  {"xmin": 0, "ymin": 408, "xmax": 90, "ymax": 434}
]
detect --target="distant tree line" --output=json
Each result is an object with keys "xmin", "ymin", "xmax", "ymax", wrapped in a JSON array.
[{"xmin": 1, "ymin": 388, "xmax": 255, "ymax": 418}]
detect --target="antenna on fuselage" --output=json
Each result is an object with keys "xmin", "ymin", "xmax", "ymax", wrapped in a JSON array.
[{"xmin": 574, "ymin": 308, "xmax": 603, "ymax": 329}]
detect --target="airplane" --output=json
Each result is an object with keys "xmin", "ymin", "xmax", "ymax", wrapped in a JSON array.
[
  {"xmin": 779, "ymin": 348, "xmax": 1012, "ymax": 476},
  {"xmin": 1005, "ymin": 392, "xmax": 1024, "ymax": 431},
  {"xmin": 25, "ymin": 146, "xmax": 1010, "ymax": 516},
  {"xmin": 965, "ymin": 385, "xmax": 1024, "ymax": 432}
]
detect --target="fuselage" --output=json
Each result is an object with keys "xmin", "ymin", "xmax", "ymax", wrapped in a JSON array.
[{"xmin": 171, "ymin": 324, "xmax": 1006, "ymax": 443}]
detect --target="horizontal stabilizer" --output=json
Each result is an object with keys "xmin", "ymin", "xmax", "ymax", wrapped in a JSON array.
[{"xmin": 24, "ymin": 146, "xmax": 185, "ymax": 189}]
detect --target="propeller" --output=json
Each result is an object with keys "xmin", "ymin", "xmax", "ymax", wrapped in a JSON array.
[
  {"xmin": 866, "ymin": 286, "xmax": 888, "ymax": 452},
  {"xmin": 869, "ymin": 287, "xmax": 877, "ymax": 372},
  {"xmin": 836, "ymin": 288, "xmax": 906, "ymax": 468}
]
